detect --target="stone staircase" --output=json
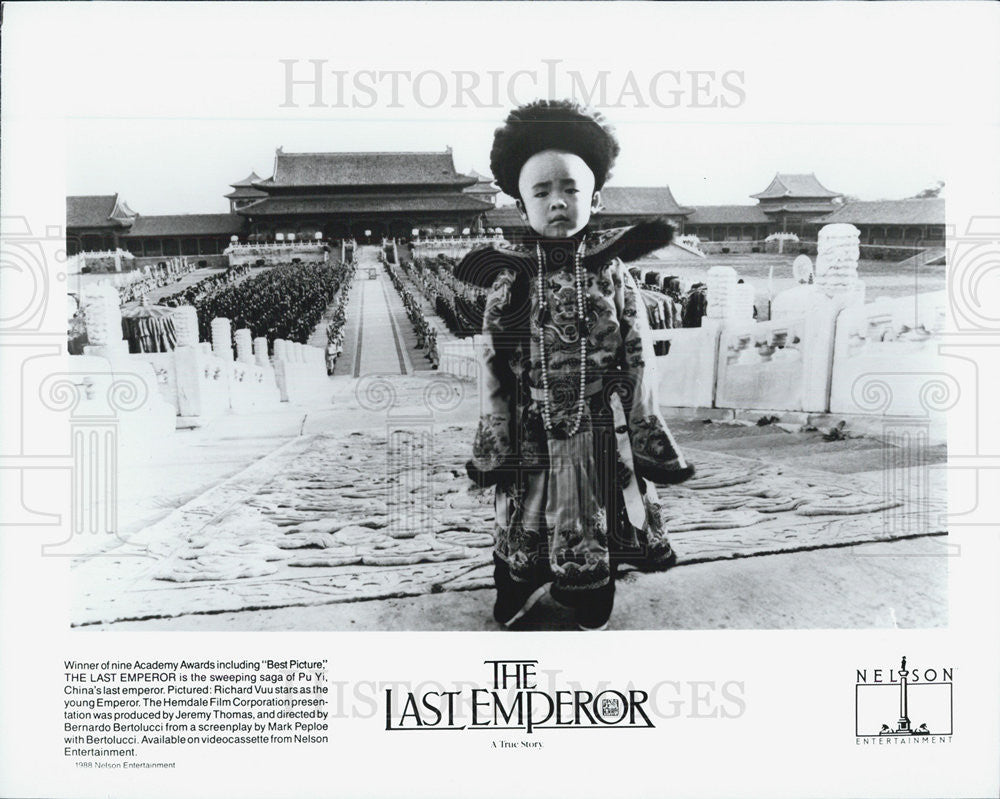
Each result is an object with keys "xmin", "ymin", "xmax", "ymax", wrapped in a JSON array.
[
  {"xmin": 894, "ymin": 247, "xmax": 946, "ymax": 269},
  {"xmin": 667, "ymin": 418, "xmax": 947, "ymax": 476}
]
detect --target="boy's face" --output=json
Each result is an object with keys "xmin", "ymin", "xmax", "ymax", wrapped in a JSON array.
[{"xmin": 516, "ymin": 150, "xmax": 600, "ymax": 238}]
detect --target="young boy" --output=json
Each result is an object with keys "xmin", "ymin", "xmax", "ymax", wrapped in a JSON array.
[{"xmin": 456, "ymin": 99, "xmax": 694, "ymax": 630}]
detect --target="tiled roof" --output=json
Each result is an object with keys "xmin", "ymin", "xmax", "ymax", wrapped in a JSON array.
[
  {"xmin": 761, "ymin": 203, "xmax": 842, "ymax": 215},
  {"xmin": 751, "ymin": 173, "xmax": 840, "ymax": 199},
  {"xmin": 465, "ymin": 169, "xmax": 494, "ymax": 184},
  {"xmin": 598, "ymin": 186, "xmax": 692, "ymax": 216},
  {"xmin": 230, "ymin": 171, "xmax": 263, "ymax": 188},
  {"xmin": 225, "ymin": 185, "xmax": 269, "ymax": 200},
  {"xmin": 237, "ymin": 194, "xmax": 493, "ymax": 216},
  {"xmin": 114, "ymin": 198, "xmax": 137, "ymax": 221},
  {"xmin": 264, "ymin": 150, "xmax": 477, "ymax": 188},
  {"xmin": 464, "ymin": 170, "xmax": 500, "ymax": 196},
  {"xmin": 67, "ymin": 194, "xmax": 135, "ymax": 229},
  {"xmin": 684, "ymin": 205, "xmax": 771, "ymax": 224},
  {"xmin": 482, "ymin": 206, "xmax": 528, "ymax": 230},
  {"xmin": 817, "ymin": 198, "xmax": 945, "ymax": 226},
  {"xmin": 124, "ymin": 214, "xmax": 246, "ymax": 237},
  {"xmin": 465, "ymin": 183, "xmax": 500, "ymax": 196},
  {"xmin": 483, "ymin": 196, "xmax": 696, "ymax": 230}
]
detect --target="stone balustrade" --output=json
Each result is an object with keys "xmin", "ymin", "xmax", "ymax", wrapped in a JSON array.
[
  {"xmin": 75, "ymin": 283, "xmax": 177, "ymax": 445},
  {"xmin": 211, "ymin": 318, "xmax": 234, "ymax": 361},
  {"xmin": 235, "ymin": 329, "xmax": 254, "ymax": 364},
  {"xmin": 75, "ymin": 300, "xmax": 326, "ymax": 430},
  {"xmin": 650, "ymin": 322, "xmax": 723, "ymax": 410},
  {"xmin": 225, "ymin": 242, "xmax": 329, "ymax": 267},
  {"xmin": 67, "ymin": 248, "xmax": 136, "ymax": 275},
  {"xmin": 437, "ymin": 337, "xmax": 482, "ymax": 382},
  {"xmin": 410, "ymin": 235, "xmax": 502, "ymax": 259},
  {"xmin": 269, "ymin": 336, "xmax": 328, "ymax": 403},
  {"xmin": 829, "ymin": 290, "xmax": 950, "ymax": 417},
  {"xmin": 649, "ymin": 223, "xmax": 943, "ymax": 416}
]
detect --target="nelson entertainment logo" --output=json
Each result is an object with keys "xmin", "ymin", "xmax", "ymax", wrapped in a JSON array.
[
  {"xmin": 855, "ymin": 656, "xmax": 953, "ymax": 745},
  {"xmin": 385, "ymin": 660, "xmax": 654, "ymax": 734}
]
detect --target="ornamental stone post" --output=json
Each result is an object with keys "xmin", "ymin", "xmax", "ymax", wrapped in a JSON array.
[
  {"xmin": 211, "ymin": 318, "xmax": 234, "ymax": 361},
  {"xmin": 235, "ymin": 328, "xmax": 254, "ymax": 364},
  {"xmin": 706, "ymin": 266, "xmax": 739, "ymax": 321},
  {"xmin": 253, "ymin": 337, "xmax": 270, "ymax": 367},
  {"xmin": 816, "ymin": 223, "xmax": 863, "ymax": 301},
  {"xmin": 81, "ymin": 282, "xmax": 129, "ymax": 359},
  {"xmin": 734, "ymin": 281, "xmax": 756, "ymax": 321},
  {"xmin": 271, "ymin": 339, "xmax": 292, "ymax": 402},
  {"xmin": 171, "ymin": 305, "xmax": 199, "ymax": 347}
]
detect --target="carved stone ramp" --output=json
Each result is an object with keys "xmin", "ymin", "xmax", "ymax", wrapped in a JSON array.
[{"xmin": 72, "ymin": 421, "xmax": 945, "ymax": 626}]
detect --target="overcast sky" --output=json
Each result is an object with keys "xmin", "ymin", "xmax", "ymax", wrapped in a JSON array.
[{"xmin": 7, "ymin": 3, "xmax": 969, "ymax": 215}]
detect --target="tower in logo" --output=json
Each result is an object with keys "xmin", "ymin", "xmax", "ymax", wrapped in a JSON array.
[
  {"xmin": 879, "ymin": 657, "xmax": 929, "ymax": 737},
  {"xmin": 855, "ymin": 654, "xmax": 952, "ymax": 740}
]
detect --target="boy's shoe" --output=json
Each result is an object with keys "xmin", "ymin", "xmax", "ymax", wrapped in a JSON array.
[
  {"xmin": 494, "ymin": 583, "xmax": 549, "ymax": 628},
  {"xmin": 548, "ymin": 583, "xmax": 579, "ymax": 609},
  {"xmin": 575, "ymin": 602, "xmax": 612, "ymax": 631},
  {"xmin": 492, "ymin": 555, "xmax": 548, "ymax": 628},
  {"xmin": 571, "ymin": 582, "xmax": 615, "ymax": 631}
]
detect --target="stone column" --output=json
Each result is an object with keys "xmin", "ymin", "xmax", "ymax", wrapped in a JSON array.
[
  {"xmin": 816, "ymin": 223, "xmax": 863, "ymax": 301},
  {"xmin": 253, "ymin": 337, "xmax": 270, "ymax": 367},
  {"xmin": 734, "ymin": 282, "xmax": 756, "ymax": 321},
  {"xmin": 706, "ymin": 266, "xmax": 738, "ymax": 321},
  {"xmin": 171, "ymin": 306, "xmax": 203, "ymax": 420},
  {"xmin": 171, "ymin": 305, "xmax": 200, "ymax": 347},
  {"xmin": 272, "ymin": 339, "xmax": 291, "ymax": 402},
  {"xmin": 235, "ymin": 328, "xmax": 254, "ymax": 364},
  {"xmin": 211, "ymin": 318, "xmax": 233, "ymax": 361},
  {"xmin": 897, "ymin": 656, "xmax": 911, "ymax": 732},
  {"xmin": 81, "ymin": 282, "xmax": 128, "ymax": 358},
  {"xmin": 81, "ymin": 282, "xmax": 121, "ymax": 347}
]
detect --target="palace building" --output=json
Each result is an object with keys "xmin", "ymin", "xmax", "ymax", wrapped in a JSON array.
[
  {"xmin": 67, "ymin": 155, "xmax": 945, "ymax": 258},
  {"xmin": 817, "ymin": 198, "xmax": 945, "ymax": 246},
  {"xmin": 682, "ymin": 205, "xmax": 772, "ymax": 243},
  {"xmin": 483, "ymin": 185, "xmax": 693, "ymax": 243},
  {"xmin": 66, "ymin": 193, "xmax": 138, "ymax": 254},
  {"xmin": 66, "ymin": 194, "xmax": 245, "ymax": 258},
  {"xmin": 749, "ymin": 172, "xmax": 843, "ymax": 233},
  {"xmin": 682, "ymin": 173, "xmax": 842, "ymax": 241},
  {"xmin": 225, "ymin": 172, "xmax": 268, "ymax": 213},
  {"xmin": 463, "ymin": 169, "xmax": 501, "ymax": 207},
  {"xmin": 122, "ymin": 214, "xmax": 246, "ymax": 257},
  {"xmin": 235, "ymin": 148, "xmax": 494, "ymax": 242}
]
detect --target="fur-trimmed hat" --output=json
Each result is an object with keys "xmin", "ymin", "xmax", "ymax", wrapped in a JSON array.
[{"xmin": 489, "ymin": 99, "xmax": 620, "ymax": 199}]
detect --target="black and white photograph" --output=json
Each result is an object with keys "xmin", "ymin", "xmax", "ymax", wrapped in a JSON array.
[
  {"xmin": 57, "ymin": 27, "xmax": 953, "ymax": 634},
  {"xmin": 1, "ymin": 2, "xmax": 998, "ymax": 798}
]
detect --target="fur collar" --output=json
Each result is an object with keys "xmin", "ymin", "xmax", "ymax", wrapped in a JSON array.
[{"xmin": 454, "ymin": 218, "xmax": 674, "ymax": 288}]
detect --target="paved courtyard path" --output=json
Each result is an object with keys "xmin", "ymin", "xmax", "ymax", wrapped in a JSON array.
[
  {"xmin": 346, "ymin": 246, "xmax": 412, "ymax": 377},
  {"xmin": 331, "ymin": 246, "xmax": 441, "ymax": 377}
]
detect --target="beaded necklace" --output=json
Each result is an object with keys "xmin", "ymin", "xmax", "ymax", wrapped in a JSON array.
[{"xmin": 536, "ymin": 239, "xmax": 588, "ymax": 436}]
